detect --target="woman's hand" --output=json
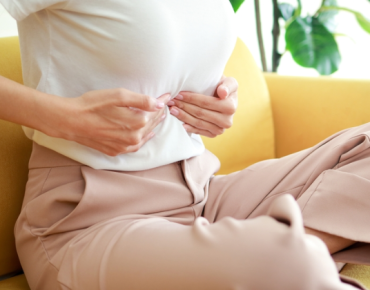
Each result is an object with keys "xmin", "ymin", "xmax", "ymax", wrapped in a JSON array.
[
  {"xmin": 168, "ymin": 76, "xmax": 238, "ymax": 138},
  {"xmin": 36, "ymin": 88, "xmax": 171, "ymax": 156},
  {"xmin": 1, "ymin": 76, "xmax": 170, "ymax": 156}
]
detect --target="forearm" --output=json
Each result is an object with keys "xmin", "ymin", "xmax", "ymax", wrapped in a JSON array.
[
  {"xmin": 0, "ymin": 75, "xmax": 64, "ymax": 134},
  {"xmin": 0, "ymin": 75, "xmax": 169, "ymax": 155}
]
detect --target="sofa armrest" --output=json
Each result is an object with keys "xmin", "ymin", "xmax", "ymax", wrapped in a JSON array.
[{"xmin": 264, "ymin": 73, "xmax": 370, "ymax": 158}]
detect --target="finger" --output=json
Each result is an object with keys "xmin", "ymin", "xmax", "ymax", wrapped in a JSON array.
[
  {"xmin": 113, "ymin": 89, "xmax": 167, "ymax": 112},
  {"xmin": 74, "ymin": 129, "xmax": 157, "ymax": 156},
  {"xmin": 183, "ymin": 124, "xmax": 217, "ymax": 138},
  {"xmin": 125, "ymin": 131, "xmax": 156, "ymax": 153},
  {"xmin": 217, "ymin": 85, "xmax": 229, "ymax": 99},
  {"xmin": 156, "ymin": 93, "xmax": 172, "ymax": 103},
  {"xmin": 170, "ymin": 106, "xmax": 225, "ymax": 135},
  {"xmin": 175, "ymin": 92, "xmax": 235, "ymax": 114},
  {"xmin": 142, "ymin": 110, "xmax": 167, "ymax": 137},
  {"xmin": 104, "ymin": 107, "xmax": 165, "ymax": 141},
  {"xmin": 72, "ymin": 136, "xmax": 129, "ymax": 156},
  {"xmin": 228, "ymin": 91, "xmax": 238, "ymax": 111},
  {"xmin": 172, "ymin": 99, "xmax": 233, "ymax": 128},
  {"xmin": 71, "ymin": 110, "xmax": 164, "ymax": 149},
  {"xmin": 216, "ymin": 77, "xmax": 239, "ymax": 100},
  {"xmin": 112, "ymin": 110, "xmax": 163, "ymax": 147}
]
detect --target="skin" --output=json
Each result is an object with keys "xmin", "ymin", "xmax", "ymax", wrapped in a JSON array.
[
  {"xmin": 305, "ymin": 228, "xmax": 355, "ymax": 255},
  {"xmin": 168, "ymin": 76, "xmax": 238, "ymax": 138},
  {"xmin": 0, "ymin": 74, "xmax": 355, "ymax": 254}
]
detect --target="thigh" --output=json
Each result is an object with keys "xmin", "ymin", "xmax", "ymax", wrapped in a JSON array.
[
  {"xmin": 204, "ymin": 123, "xmax": 370, "ymax": 239},
  {"xmin": 57, "ymin": 196, "xmax": 360, "ymax": 290},
  {"xmin": 16, "ymin": 144, "xmax": 198, "ymax": 290}
]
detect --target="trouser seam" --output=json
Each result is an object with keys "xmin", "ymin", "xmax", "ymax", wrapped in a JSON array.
[
  {"xmin": 38, "ymin": 236, "xmax": 59, "ymax": 273},
  {"xmin": 263, "ymin": 184, "xmax": 305, "ymax": 202},
  {"xmin": 40, "ymin": 168, "xmax": 52, "ymax": 195},
  {"xmin": 300, "ymin": 171, "xmax": 326, "ymax": 213}
]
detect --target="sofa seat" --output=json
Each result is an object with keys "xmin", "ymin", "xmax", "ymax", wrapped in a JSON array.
[{"xmin": 0, "ymin": 275, "xmax": 30, "ymax": 290}]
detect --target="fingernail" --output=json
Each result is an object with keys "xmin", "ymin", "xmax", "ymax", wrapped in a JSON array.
[
  {"xmin": 220, "ymin": 85, "xmax": 229, "ymax": 96},
  {"xmin": 167, "ymin": 100, "xmax": 175, "ymax": 106},
  {"xmin": 156, "ymin": 101, "xmax": 165, "ymax": 109},
  {"xmin": 164, "ymin": 93, "xmax": 172, "ymax": 102},
  {"xmin": 175, "ymin": 94, "xmax": 183, "ymax": 100},
  {"xmin": 170, "ymin": 108, "xmax": 179, "ymax": 116},
  {"xmin": 148, "ymin": 132, "xmax": 155, "ymax": 138},
  {"xmin": 161, "ymin": 114, "xmax": 166, "ymax": 120}
]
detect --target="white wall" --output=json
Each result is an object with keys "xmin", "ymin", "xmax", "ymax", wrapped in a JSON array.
[
  {"xmin": 1, "ymin": 1, "xmax": 370, "ymax": 79},
  {"xmin": 0, "ymin": 5, "xmax": 17, "ymax": 37}
]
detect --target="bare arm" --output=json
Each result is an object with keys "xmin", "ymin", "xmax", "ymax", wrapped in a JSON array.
[
  {"xmin": 0, "ymin": 75, "xmax": 55, "ymax": 129},
  {"xmin": 0, "ymin": 75, "xmax": 170, "ymax": 156}
]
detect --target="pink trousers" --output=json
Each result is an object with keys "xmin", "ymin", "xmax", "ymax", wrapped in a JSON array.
[{"xmin": 15, "ymin": 123, "xmax": 370, "ymax": 290}]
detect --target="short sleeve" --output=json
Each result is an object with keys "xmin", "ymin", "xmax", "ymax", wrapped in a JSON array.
[{"xmin": 0, "ymin": 0, "xmax": 68, "ymax": 21}]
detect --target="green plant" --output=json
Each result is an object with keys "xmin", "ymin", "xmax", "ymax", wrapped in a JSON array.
[{"xmin": 229, "ymin": 0, "xmax": 370, "ymax": 75}]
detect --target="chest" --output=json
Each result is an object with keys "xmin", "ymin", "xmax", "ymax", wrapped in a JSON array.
[{"xmin": 58, "ymin": 0, "xmax": 236, "ymax": 73}]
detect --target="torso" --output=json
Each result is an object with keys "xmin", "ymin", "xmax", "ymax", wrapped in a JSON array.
[{"xmin": 18, "ymin": 0, "xmax": 237, "ymax": 170}]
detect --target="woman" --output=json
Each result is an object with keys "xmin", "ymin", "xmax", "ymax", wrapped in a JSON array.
[{"xmin": 0, "ymin": 0, "xmax": 368, "ymax": 289}]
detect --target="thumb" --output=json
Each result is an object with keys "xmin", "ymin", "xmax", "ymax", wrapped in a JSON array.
[
  {"xmin": 216, "ymin": 85, "xmax": 229, "ymax": 100},
  {"xmin": 216, "ymin": 77, "xmax": 238, "ymax": 100},
  {"xmin": 157, "ymin": 93, "xmax": 172, "ymax": 103},
  {"xmin": 117, "ymin": 92, "xmax": 166, "ymax": 112}
]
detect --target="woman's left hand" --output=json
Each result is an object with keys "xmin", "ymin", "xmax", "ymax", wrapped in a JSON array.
[{"xmin": 168, "ymin": 76, "xmax": 238, "ymax": 138}]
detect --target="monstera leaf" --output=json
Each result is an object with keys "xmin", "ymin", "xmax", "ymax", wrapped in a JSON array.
[
  {"xmin": 318, "ymin": 0, "xmax": 339, "ymax": 32},
  {"xmin": 355, "ymin": 12, "xmax": 370, "ymax": 33},
  {"xmin": 231, "ymin": 0, "xmax": 369, "ymax": 75},
  {"xmin": 319, "ymin": 6, "xmax": 370, "ymax": 35},
  {"xmin": 285, "ymin": 16, "xmax": 341, "ymax": 75},
  {"xmin": 279, "ymin": 3, "xmax": 296, "ymax": 21}
]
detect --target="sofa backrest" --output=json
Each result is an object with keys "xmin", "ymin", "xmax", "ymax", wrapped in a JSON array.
[
  {"xmin": 0, "ymin": 37, "xmax": 33, "ymax": 277},
  {"xmin": 202, "ymin": 38, "xmax": 275, "ymax": 174}
]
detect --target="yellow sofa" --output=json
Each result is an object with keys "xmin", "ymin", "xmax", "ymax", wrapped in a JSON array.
[{"xmin": 1, "ymin": 36, "xmax": 370, "ymax": 289}]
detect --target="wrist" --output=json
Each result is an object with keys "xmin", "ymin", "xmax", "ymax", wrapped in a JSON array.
[{"xmin": 29, "ymin": 93, "xmax": 73, "ymax": 139}]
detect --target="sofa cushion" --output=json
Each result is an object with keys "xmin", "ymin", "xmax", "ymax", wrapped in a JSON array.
[
  {"xmin": 0, "ymin": 37, "xmax": 32, "ymax": 277},
  {"xmin": 202, "ymin": 38, "xmax": 275, "ymax": 174},
  {"xmin": 341, "ymin": 264, "xmax": 370, "ymax": 289},
  {"xmin": 0, "ymin": 120, "xmax": 32, "ymax": 276},
  {"xmin": 0, "ymin": 274, "xmax": 30, "ymax": 290},
  {"xmin": 0, "ymin": 36, "xmax": 23, "ymax": 84}
]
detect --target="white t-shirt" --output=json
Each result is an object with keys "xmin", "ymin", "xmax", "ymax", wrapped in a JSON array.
[{"xmin": 1, "ymin": 0, "xmax": 237, "ymax": 171}]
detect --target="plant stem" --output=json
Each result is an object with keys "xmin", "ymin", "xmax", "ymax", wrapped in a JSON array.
[
  {"xmin": 314, "ymin": 0, "xmax": 326, "ymax": 16},
  {"xmin": 319, "ymin": 6, "xmax": 358, "ymax": 15},
  {"xmin": 272, "ymin": 0, "xmax": 281, "ymax": 72},
  {"xmin": 254, "ymin": 0, "xmax": 267, "ymax": 71},
  {"xmin": 295, "ymin": 0, "xmax": 302, "ymax": 17}
]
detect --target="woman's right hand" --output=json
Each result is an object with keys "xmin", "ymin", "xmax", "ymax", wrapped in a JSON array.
[
  {"xmin": 0, "ymin": 76, "xmax": 169, "ymax": 156},
  {"xmin": 37, "ymin": 88, "xmax": 171, "ymax": 156}
]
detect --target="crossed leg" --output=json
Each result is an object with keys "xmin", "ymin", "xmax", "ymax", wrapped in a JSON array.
[
  {"xmin": 204, "ymin": 124, "xmax": 370, "ymax": 259},
  {"xmin": 55, "ymin": 196, "xmax": 359, "ymax": 290},
  {"xmin": 17, "ymin": 122, "xmax": 370, "ymax": 290}
]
